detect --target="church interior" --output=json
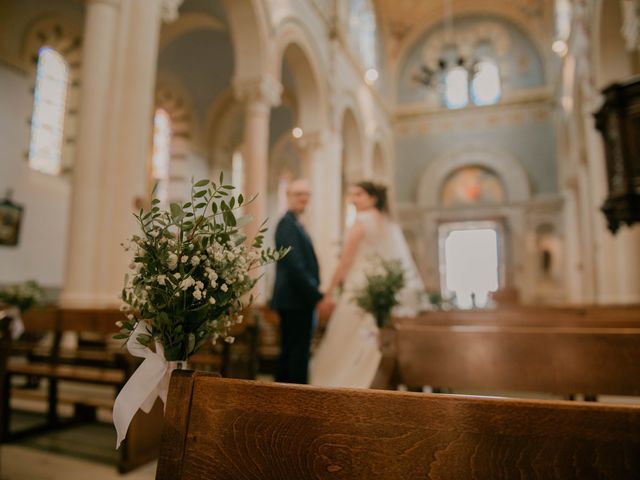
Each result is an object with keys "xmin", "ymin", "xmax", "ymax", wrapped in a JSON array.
[{"xmin": 1, "ymin": 0, "xmax": 640, "ymax": 478}]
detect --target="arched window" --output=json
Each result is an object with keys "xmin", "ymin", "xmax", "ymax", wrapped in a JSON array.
[
  {"xmin": 471, "ymin": 61, "xmax": 501, "ymax": 106},
  {"xmin": 348, "ymin": 0, "xmax": 378, "ymax": 74},
  {"xmin": 28, "ymin": 47, "xmax": 69, "ymax": 175},
  {"xmin": 151, "ymin": 108, "xmax": 171, "ymax": 204},
  {"xmin": 443, "ymin": 66, "xmax": 469, "ymax": 109}
]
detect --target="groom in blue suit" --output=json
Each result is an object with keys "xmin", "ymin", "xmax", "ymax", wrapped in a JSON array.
[{"xmin": 270, "ymin": 179, "xmax": 324, "ymax": 384}]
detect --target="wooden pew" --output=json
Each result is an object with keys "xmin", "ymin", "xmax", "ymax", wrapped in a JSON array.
[
  {"xmin": 394, "ymin": 324, "xmax": 640, "ymax": 396},
  {"xmin": 156, "ymin": 371, "xmax": 640, "ymax": 479},
  {"xmin": 0, "ymin": 310, "xmax": 12, "ymax": 476},
  {"xmin": 395, "ymin": 305, "xmax": 640, "ymax": 328},
  {"xmin": 2, "ymin": 307, "xmax": 164, "ymax": 473}
]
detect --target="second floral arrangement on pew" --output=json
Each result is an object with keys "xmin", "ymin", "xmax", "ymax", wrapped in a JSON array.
[
  {"xmin": 116, "ymin": 174, "xmax": 289, "ymax": 363},
  {"xmin": 352, "ymin": 257, "xmax": 405, "ymax": 328}
]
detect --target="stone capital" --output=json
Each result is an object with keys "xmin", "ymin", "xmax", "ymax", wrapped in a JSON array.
[
  {"xmin": 294, "ymin": 130, "xmax": 330, "ymax": 153},
  {"xmin": 233, "ymin": 75, "xmax": 283, "ymax": 108},
  {"xmin": 161, "ymin": 0, "xmax": 184, "ymax": 23}
]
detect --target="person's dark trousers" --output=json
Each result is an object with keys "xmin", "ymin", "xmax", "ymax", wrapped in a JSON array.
[{"xmin": 276, "ymin": 309, "xmax": 314, "ymax": 384}]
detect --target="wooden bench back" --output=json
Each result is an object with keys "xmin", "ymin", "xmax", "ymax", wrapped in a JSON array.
[
  {"xmin": 21, "ymin": 306, "xmax": 59, "ymax": 332},
  {"xmin": 156, "ymin": 371, "xmax": 640, "ymax": 479},
  {"xmin": 395, "ymin": 324, "xmax": 640, "ymax": 395},
  {"xmin": 396, "ymin": 305, "xmax": 640, "ymax": 328}
]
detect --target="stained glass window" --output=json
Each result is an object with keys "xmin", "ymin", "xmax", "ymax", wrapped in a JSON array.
[
  {"xmin": 28, "ymin": 47, "xmax": 69, "ymax": 175},
  {"xmin": 471, "ymin": 61, "xmax": 502, "ymax": 106},
  {"xmin": 348, "ymin": 0, "xmax": 378, "ymax": 72},
  {"xmin": 443, "ymin": 66, "xmax": 469, "ymax": 109},
  {"xmin": 151, "ymin": 109, "xmax": 171, "ymax": 204}
]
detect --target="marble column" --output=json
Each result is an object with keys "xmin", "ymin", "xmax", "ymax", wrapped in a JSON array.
[
  {"xmin": 297, "ymin": 131, "xmax": 342, "ymax": 288},
  {"xmin": 63, "ymin": 0, "xmax": 182, "ymax": 307},
  {"xmin": 233, "ymin": 76, "xmax": 282, "ymax": 243},
  {"xmin": 60, "ymin": 0, "xmax": 121, "ymax": 308}
]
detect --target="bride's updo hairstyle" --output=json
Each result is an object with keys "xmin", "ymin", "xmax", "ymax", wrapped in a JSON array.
[{"xmin": 356, "ymin": 181, "xmax": 389, "ymax": 214}]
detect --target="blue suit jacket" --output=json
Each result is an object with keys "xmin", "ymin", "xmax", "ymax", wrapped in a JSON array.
[{"xmin": 270, "ymin": 211, "xmax": 323, "ymax": 311}]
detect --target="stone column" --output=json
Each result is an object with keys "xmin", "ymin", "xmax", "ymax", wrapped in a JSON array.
[
  {"xmin": 296, "ymin": 131, "xmax": 342, "ymax": 288},
  {"xmin": 63, "ymin": 0, "xmax": 183, "ymax": 307},
  {"xmin": 60, "ymin": 0, "xmax": 121, "ymax": 308},
  {"xmin": 96, "ymin": 0, "xmax": 184, "ymax": 305},
  {"xmin": 233, "ymin": 76, "xmax": 282, "ymax": 242}
]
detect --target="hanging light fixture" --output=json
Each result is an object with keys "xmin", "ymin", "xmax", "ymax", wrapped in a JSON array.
[{"xmin": 414, "ymin": 0, "xmax": 477, "ymax": 89}]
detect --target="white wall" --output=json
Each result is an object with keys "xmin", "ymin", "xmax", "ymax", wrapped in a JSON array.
[{"xmin": 0, "ymin": 65, "xmax": 71, "ymax": 288}]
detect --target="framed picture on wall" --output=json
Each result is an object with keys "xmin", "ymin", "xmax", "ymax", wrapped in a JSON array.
[{"xmin": 0, "ymin": 196, "xmax": 24, "ymax": 246}]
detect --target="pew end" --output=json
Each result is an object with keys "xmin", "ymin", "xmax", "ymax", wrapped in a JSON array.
[{"xmin": 156, "ymin": 370, "xmax": 640, "ymax": 479}]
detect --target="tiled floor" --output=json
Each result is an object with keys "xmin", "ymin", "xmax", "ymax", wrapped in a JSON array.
[{"xmin": 0, "ymin": 445, "xmax": 156, "ymax": 480}]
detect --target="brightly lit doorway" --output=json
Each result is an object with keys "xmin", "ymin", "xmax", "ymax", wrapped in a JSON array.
[{"xmin": 439, "ymin": 221, "xmax": 504, "ymax": 309}]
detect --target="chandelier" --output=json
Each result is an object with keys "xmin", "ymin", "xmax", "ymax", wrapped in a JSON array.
[{"xmin": 414, "ymin": 0, "xmax": 478, "ymax": 89}]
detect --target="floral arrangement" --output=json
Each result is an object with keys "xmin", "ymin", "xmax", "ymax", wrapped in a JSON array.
[
  {"xmin": 0, "ymin": 280, "xmax": 45, "ymax": 313},
  {"xmin": 115, "ymin": 175, "xmax": 288, "ymax": 362},
  {"xmin": 352, "ymin": 257, "xmax": 405, "ymax": 328}
]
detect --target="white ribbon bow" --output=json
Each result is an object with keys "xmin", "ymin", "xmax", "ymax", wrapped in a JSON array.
[
  {"xmin": 0, "ymin": 306, "xmax": 24, "ymax": 339},
  {"xmin": 113, "ymin": 320, "xmax": 170, "ymax": 448}
]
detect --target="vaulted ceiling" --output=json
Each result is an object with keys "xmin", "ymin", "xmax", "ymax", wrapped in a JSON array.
[{"xmin": 373, "ymin": 0, "xmax": 553, "ymax": 67}]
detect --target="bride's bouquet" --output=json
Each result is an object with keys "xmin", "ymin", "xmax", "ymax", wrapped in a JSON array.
[{"xmin": 353, "ymin": 257, "xmax": 405, "ymax": 328}]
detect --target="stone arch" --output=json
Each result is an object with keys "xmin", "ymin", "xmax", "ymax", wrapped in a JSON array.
[
  {"xmin": 273, "ymin": 19, "xmax": 329, "ymax": 135},
  {"xmin": 159, "ymin": 12, "xmax": 226, "ymax": 49},
  {"xmin": 223, "ymin": 0, "xmax": 271, "ymax": 82},
  {"xmin": 417, "ymin": 148, "xmax": 531, "ymax": 208}
]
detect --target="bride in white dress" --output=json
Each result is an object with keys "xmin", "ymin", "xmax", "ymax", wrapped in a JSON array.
[{"xmin": 309, "ymin": 181, "xmax": 424, "ymax": 388}]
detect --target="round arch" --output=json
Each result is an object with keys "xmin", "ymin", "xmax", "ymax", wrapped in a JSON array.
[
  {"xmin": 223, "ymin": 0, "xmax": 271, "ymax": 81},
  {"xmin": 417, "ymin": 148, "xmax": 531, "ymax": 208},
  {"xmin": 273, "ymin": 19, "xmax": 329, "ymax": 134}
]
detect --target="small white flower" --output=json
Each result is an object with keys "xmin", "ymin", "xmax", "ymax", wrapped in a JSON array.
[
  {"xmin": 191, "ymin": 256, "xmax": 200, "ymax": 267},
  {"xmin": 193, "ymin": 289, "xmax": 202, "ymax": 300},
  {"xmin": 173, "ymin": 272, "xmax": 181, "ymax": 279},
  {"xmin": 181, "ymin": 255, "xmax": 189, "ymax": 263},
  {"xmin": 225, "ymin": 336, "xmax": 235, "ymax": 344},
  {"xmin": 157, "ymin": 275, "xmax": 166, "ymax": 286},
  {"xmin": 195, "ymin": 281, "xmax": 204, "ymax": 290},
  {"xmin": 220, "ymin": 283, "xmax": 228, "ymax": 292},
  {"xmin": 167, "ymin": 253, "xmax": 178, "ymax": 270},
  {"xmin": 115, "ymin": 321, "xmax": 123, "ymax": 327},
  {"xmin": 145, "ymin": 285, "xmax": 151, "ymax": 291},
  {"xmin": 127, "ymin": 314, "xmax": 134, "ymax": 320},
  {"xmin": 180, "ymin": 276, "xmax": 195, "ymax": 290},
  {"xmin": 209, "ymin": 297, "xmax": 216, "ymax": 305}
]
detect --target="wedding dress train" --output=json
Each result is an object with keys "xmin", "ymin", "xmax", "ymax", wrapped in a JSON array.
[{"xmin": 309, "ymin": 211, "xmax": 424, "ymax": 388}]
